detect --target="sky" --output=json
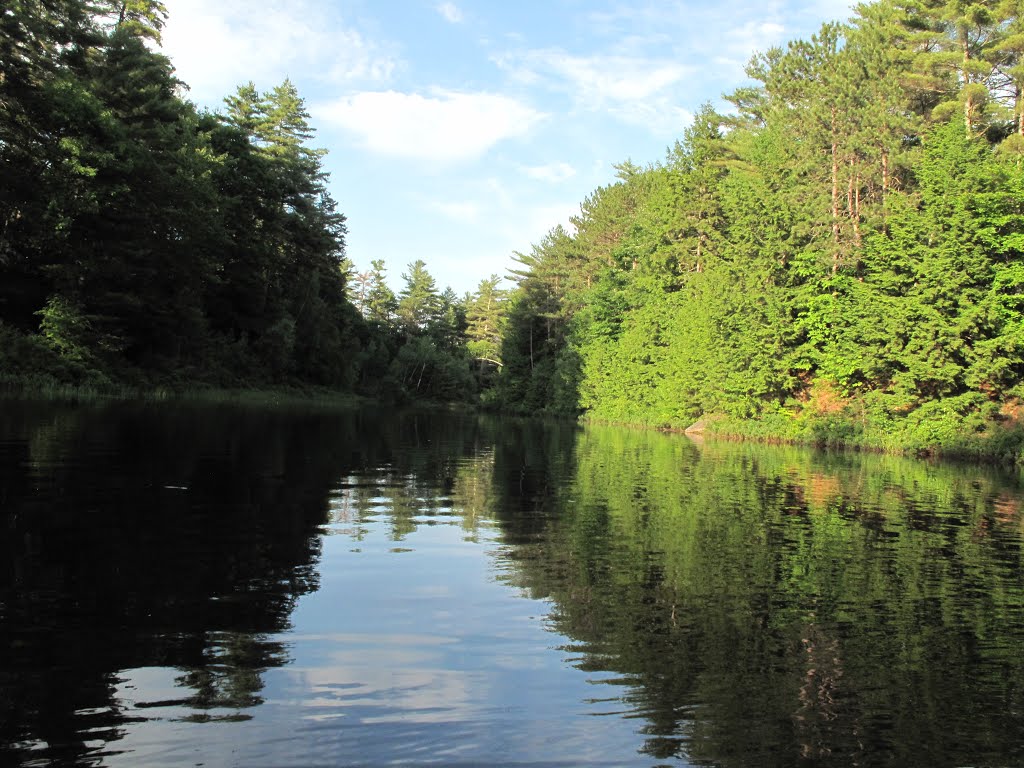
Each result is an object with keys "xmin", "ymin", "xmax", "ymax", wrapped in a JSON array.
[{"xmin": 160, "ymin": 0, "xmax": 854, "ymax": 296}]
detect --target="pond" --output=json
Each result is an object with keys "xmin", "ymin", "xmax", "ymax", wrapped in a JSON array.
[{"xmin": 1, "ymin": 401, "xmax": 1023, "ymax": 767}]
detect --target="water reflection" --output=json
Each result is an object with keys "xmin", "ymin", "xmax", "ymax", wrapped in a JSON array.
[
  {"xmin": 1, "ymin": 403, "xmax": 1023, "ymax": 767},
  {"xmin": 0, "ymin": 402, "xmax": 351, "ymax": 764},
  {"xmin": 500, "ymin": 426, "xmax": 1024, "ymax": 766}
]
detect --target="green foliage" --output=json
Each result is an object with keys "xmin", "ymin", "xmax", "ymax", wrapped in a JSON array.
[
  {"xmin": 364, "ymin": 259, "xmax": 398, "ymax": 324},
  {"xmin": 110, "ymin": 0, "xmax": 168, "ymax": 43},
  {"xmin": 487, "ymin": 1, "xmax": 1024, "ymax": 461},
  {"xmin": 341, "ymin": 260, "xmax": 480, "ymax": 404},
  {"xmin": 36, "ymin": 295, "xmax": 96, "ymax": 363},
  {"xmin": 397, "ymin": 259, "xmax": 442, "ymax": 334},
  {"xmin": 0, "ymin": 4, "xmax": 363, "ymax": 393},
  {"xmin": 387, "ymin": 335, "xmax": 475, "ymax": 403},
  {"xmin": 465, "ymin": 275, "xmax": 507, "ymax": 374},
  {"xmin": 0, "ymin": 320, "xmax": 83, "ymax": 389},
  {"xmin": 10, "ymin": 0, "xmax": 1024, "ymax": 432}
]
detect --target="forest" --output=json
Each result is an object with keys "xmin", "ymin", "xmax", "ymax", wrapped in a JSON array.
[
  {"xmin": 4, "ymin": 0, "xmax": 1024, "ymax": 459},
  {"xmin": 1, "ymin": 0, "xmax": 507, "ymax": 401}
]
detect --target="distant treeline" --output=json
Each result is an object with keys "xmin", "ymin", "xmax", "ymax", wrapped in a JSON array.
[{"xmin": 5, "ymin": 1, "xmax": 1024, "ymax": 458}]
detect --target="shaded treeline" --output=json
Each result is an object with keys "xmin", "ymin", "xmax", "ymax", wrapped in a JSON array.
[
  {"xmin": 1, "ymin": 1, "xmax": 507, "ymax": 402},
  {"xmin": 343, "ymin": 258, "xmax": 508, "ymax": 403},
  {"xmin": 1, "ymin": 1, "xmax": 364, "ymax": 388},
  {"xmin": 493, "ymin": 0, "xmax": 1024, "ymax": 457}
]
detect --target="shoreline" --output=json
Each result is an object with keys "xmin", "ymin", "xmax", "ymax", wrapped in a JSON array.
[
  {"xmin": 6, "ymin": 380, "xmax": 1023, "ymax": 467},
  {"xmin": 579, "ymin": 409, "xmax": 1024, "ymax": 467}
]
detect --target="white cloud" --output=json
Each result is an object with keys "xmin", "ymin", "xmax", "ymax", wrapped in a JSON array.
[
  {"xmin": 493, "ymin": 48, "xmax": 694, "ymax": 137},
  {"xmin": 161, "ymin": 0, "xmax": 397, "ymax": 105},
  {"xmin": 427, "ymin": 200, "xmax": 481, "ymax": 222},
  {"xmin": 576, "ymin": 2, "xmax": 852, "ymax": 87},
  {"xmin": 727, "ymin": 20, "xmax": 787, "ymax": 57},
  {"xmin": 417, "ymin": 198, "xmax": 580, "ymax": 290},
  {"xmin": 498, "ymin": 49, "xmax": 690, "ymax": 107},
  {"xmin": 522, "ymin": 162, "xmax": 576, "ymax": 183},
  {"xmin": 315, "ymin": 90, "xmax": 545, "ymax": 163},
  {"xmin": 518, "ymin": 202, "xmax": 581, "ymax": 240},
  {"xmin": 436, "ymin": 2, "xmax": 463, "ymax": 24},
  {"xmin": 802, "ymin": 0, "xmax": 853, "ymax": 21},
  {"xmin": 611, "ymin": 102, "xmax": 694, "ymax": 138},
  {"xmin": 685, "ymin": 18, "xmax": 790, "ymax": 83}
]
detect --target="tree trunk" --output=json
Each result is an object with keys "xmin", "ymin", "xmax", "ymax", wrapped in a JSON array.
[
  {"xmin": 849, "ymin": 156, "xmax": 861, "ymax": 249},
  {"xmin": 831, "ymin": 106, "xmax": 840, "ymax": 275},
  {"xmin": 1017, "ymin": 87, "xmax": 1024, "ymax": 136},
  {"xmin": 962, "ymin": 27, "xmax": 973, "ymax": 136},
  {"xmin": 846, "ymin": 157, "xmax": 854, "ymax": 220}
]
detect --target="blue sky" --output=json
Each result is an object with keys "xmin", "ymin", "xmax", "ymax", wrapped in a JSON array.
[{"xmin": 161, "ymin": 0, "xmax": 853, "ymax": 296}]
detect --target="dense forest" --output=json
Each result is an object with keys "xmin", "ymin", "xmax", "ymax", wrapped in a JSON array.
[
  {"xmin": 5, "ymin": 0, "xmax": 1024, "ymax": 458},
  {"xmin": 498, "ymin": 0, "xmax": 1024, "ymax": 457},
  {"xmin": 2, "ymin": 0, "xmax": 358, "ymax": 388},
  {"xmin": 0, "ymin": 0, "xmax": 502, "ymax": 401}
]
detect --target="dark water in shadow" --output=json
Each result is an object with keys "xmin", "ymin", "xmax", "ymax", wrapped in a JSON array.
[{"xmin": 1, "ymin": 401, "xmax": 1022, "ymax": 766}]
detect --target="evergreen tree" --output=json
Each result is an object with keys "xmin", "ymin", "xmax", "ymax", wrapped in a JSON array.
[
  {"xmin": 492, "ymin": 0, "xmax": 1024, "ymax": 452},
  {"xmin": 397, "ymin": 259, "xmax": 442, "ymax": 334},
  {"xmin": 466, "ymin": 276, "xmax": 507, "ymax": 369},
  {"xmin": 365, "ymin": 259, "xmax": 397, "ymax": 323},
  {"xmin": 0, "ymin": 2, "xmax": 362, "ymax": 390},
  {"xmin": 109, "ymin": 0, "xmax": 168, "ymax": 43},
  {"xmin": 0, "ymin": 0, "xmax": 103, "ymax": 330},
  {"xmin": 61, "ymin": 29, "xmax": 217, "ymax": 367}
]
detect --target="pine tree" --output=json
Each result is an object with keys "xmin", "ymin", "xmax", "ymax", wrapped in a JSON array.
[
  {"xmin": 397, "ymin": 260, "xmax": 442, "ymax": 334},
  {"xmin": 109, "ymin": 0, "xmax": 168, "ymax": 43},
  {"xmin": 366, "ymin": 259, "xmax": 397, "ymax": 324},
  {"xmin": 0, "ymin": 0, "xmax": 103, "ymax": 329},
  {"xmin": 465, "ymin": 275, "xmax": 507, "ymax": 371}
]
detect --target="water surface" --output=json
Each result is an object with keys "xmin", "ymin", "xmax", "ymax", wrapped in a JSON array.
[{"xmin": 1, "ymin": 402, "xmax": 1022, "ymax": 766}]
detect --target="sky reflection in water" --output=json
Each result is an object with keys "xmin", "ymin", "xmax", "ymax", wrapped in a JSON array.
[
  {"xmin": 107, "ymin": 512, "xmax": 647, "ymax": 767},
  {"xmin": 2, "ymin": 402, "xmax": 1023, "ymax": 767}
]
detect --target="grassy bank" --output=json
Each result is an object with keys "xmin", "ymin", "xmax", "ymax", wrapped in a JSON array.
[
  {"xmin": 0, "ymin": 318, "xmax": 368, "ymax": 410},
  {"xmin": 7, "ymin": 358, "xmax": 1023, "ymax": 465},
  {"xmin": 698, "ymin": 389, "xmax": 1024, "ymax": 465},
  {"xmin": 580, "ymin": 382, "xmax": 1024, "ymax": 466},
  {"xmin": 0, "ymin": 375, "xmax": 365, "ymax": 410}
]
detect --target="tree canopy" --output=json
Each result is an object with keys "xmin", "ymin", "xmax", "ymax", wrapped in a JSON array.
[{"xmin": 487, "ymin": 0, "xmax": 1024, "ymax": 457}]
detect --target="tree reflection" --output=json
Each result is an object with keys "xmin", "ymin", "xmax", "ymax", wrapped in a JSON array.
[
  {"xmin": 491, "ymin": 425, "xmax": 1024, "ymax": 767},
  {"xmin": 0, "ymin": 402, "xmax": 360, "ymax": 765},
  {"xmin": 3, "ymin": 405, "xmax": 1024, "ymax": 767},
  {"xmin": 0, "ymin": 404, "xmax": 526, "ymax": 766}
]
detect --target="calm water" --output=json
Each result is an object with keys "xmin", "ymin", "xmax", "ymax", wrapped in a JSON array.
[{"xmin": 1, "ymin": 402, "xmax": 1023, "ymax": 767}]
